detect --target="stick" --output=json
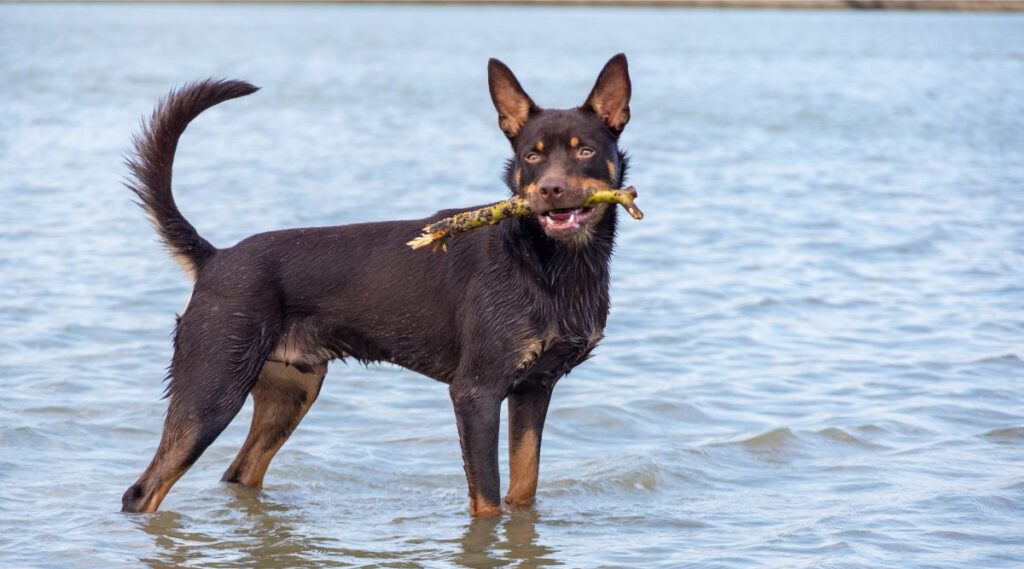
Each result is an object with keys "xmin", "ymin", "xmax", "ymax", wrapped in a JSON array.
[{"xmin": 407, "ymin": 186, "xmax": 643, "ymax": 251}]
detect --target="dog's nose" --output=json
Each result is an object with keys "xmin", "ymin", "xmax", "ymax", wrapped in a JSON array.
[{"xmin": 537, "ymin": 180, "xmax": 565, "ymax": 202}]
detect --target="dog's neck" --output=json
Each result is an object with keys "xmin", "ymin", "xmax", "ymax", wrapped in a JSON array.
[
  {"xmin": 526, "ymin": 207, "xmax": 616, "ymax": 283},
  {"xmin": 500, "ymin": 204, "xmax": 616, "ymax": 294},
  {"xmin": 497, "ymin": 209, "xmax": 615, "ymax": 339}
]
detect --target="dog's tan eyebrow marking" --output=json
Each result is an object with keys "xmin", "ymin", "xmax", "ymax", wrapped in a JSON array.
[
  {"xmin": 534, "ymin": 141, "xmax": 544, "ymax": 152},
  {"xmin": 569, "ymin": 137, "xmax": 579, "ymax": 148},
  {"xmin": 606, "ymin": 160, "xmax": 616, "ymax": 179}
]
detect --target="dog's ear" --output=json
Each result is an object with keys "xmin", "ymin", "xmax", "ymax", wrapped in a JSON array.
[
  {"xmin": 582, "ymin": 53, "xmax": 631, "ymax": 136},
  {"xmin": 488, "ymin": 58, "xmax": 538, "ymax": 140}
]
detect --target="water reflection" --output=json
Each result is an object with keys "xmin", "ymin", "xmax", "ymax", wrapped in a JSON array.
[
  {"xmin": 134, "ymin": 486, "xmax": 319, "ymax": 568},
  {"xmin": 135, "ymin": 510, "xmax": 203, "ymax": 569},
  {"xmin": 454, "ymin": 510, "xmax": 558, "ymax": 568},
  {"xmin": 131, "ymin": 487, "xmax": 559, "ymax": 567}
]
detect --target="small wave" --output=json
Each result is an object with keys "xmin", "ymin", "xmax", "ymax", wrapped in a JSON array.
[
  {"xmin": 708, "ymin": 426, "xmax": 889, "ymax": 457},
  {"xmin": 738, "ymin": 296, "xmax": 875, "ymax": 313},
  {"xmin": 981, "ymin": 426, "xmax": 1024, "ymax": 443},
  {"xmin": 966, "ymin": 353, "xmax": 1023, "ymax": 366},
  {"xmin": 815, "ymin": 427, "xmax": 888, "ymax": 449},
  {"xmin": 699, "ymin": 427, "xmax": 810, "ymax": 460},
  {"xmin": 854, "ymin": 424, "xmax": 888, "ymax": 434},
  {"xmin": 849, "ymin": 228, "xmax": 949, "ymax": 258},
  {"xmin": 923, "ymin": 352, "xmax": 1024, "ymax": 372},
  {"xmin": 544, "ymin": 457, "xmax": 695, "ymax": 497},
  {"xmin": 626, "ymin": 398, "xmax": 714, "ymax": 424},
  {"xmin": 739, "ymin": 427, "xmax": 800, "ymax": 451},
  {"xmin": 580, "ymin": 462, "xmax": 660, "ymax": 493}
]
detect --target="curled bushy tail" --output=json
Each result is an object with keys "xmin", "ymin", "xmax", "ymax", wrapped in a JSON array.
[{"xmin": 126, "ymin": 79, "xmax": 259, "ymax": 280}]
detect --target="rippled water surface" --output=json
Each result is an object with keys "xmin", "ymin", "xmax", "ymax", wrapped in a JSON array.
[{"xmin": 1, "ymin": 5, "xmax": 1023, "ymax": 567}]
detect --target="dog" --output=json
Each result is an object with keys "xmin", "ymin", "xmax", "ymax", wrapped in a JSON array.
[{"xmin": 121, "ymin": 54, "xmax": 632, "ymax": 516}]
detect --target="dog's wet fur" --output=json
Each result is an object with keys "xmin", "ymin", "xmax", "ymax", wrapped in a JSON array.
[{"xmin": 122, "ymin": 54, "xmax": 632, "ymax": 516}]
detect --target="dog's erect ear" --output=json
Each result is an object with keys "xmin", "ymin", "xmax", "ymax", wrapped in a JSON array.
[
  {"xmin": 582, "ymin": 53, "xmax": 631, "ymax": 136},
  {"xmin": 488, "ymin": 58, "xmax": 538, "ymax": 140}
]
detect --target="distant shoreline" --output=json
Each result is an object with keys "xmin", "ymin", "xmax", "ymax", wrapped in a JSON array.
[{"xmin": 5, "ymin": 0, "xmax": 1024, "ymax": 11}]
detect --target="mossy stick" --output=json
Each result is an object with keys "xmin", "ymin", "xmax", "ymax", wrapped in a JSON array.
[{"xmin": 407, "ymin": 186, "xmax": 643, "ymax": 251}]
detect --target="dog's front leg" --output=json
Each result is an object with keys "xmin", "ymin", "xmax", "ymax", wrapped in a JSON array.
[
  {"xmin": 505, "ymin": 382, "xmax": 552, "ymax": 508},
  {"xmin": 449, "ymin": 383, "xmax": 502, "ymax": 516}
]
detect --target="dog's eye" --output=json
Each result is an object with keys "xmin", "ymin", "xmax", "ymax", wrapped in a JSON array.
[
  {"xmin": 524, "ymin": 152, "xmax": 542, "ymax": 163},
  {"xmin": 577, "ymin": 147, "xmax": 596, "ymax": 159}
]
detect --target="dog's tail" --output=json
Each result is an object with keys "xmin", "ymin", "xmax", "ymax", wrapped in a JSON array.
[{"xmin": 126, "ymin": 79, "xmax": 259, "ymax": 280}]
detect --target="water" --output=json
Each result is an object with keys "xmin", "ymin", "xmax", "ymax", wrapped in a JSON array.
[{"xmin": 1, "ymin": 4, "xmax": 1023, "ymax": 567}]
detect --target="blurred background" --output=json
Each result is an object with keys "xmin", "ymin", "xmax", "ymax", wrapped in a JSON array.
[{"xmin": 0, "ymin": 3, "xmax": 1022, "ymax": 567}]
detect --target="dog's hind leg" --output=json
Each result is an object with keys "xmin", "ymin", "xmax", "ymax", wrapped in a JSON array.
[
  {"xmin": 222, "ymin": 360, "xmax": 325, "ymax": 488},
  {"xmin": 121, "ymin": 303, "xmax": 278, "ymax": 513}
]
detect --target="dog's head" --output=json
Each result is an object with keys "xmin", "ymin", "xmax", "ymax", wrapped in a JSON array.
[{"xmin": 489, "ymin": 54, "xmax": 631, "ymax": 243}]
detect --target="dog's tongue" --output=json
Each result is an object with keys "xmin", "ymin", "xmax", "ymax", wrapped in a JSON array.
[{"xmin": 548, "ymin": 210, "xmax": 574, "ymax": 222}]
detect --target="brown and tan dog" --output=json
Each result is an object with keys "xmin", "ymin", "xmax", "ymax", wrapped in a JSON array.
[{"xmin": 122, "ymin": 54, "xmax": 633, "ymax": 516}]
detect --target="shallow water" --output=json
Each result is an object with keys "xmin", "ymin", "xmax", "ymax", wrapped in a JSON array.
[{"xmin": 1, "ymin": 4, "xmax": 1023, "ymax": 567}]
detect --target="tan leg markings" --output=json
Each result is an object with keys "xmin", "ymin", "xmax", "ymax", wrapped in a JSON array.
[
  {"xmin": 470, "ymin": 494, "xmax": 502, "ymax": 517},
  {"xmin": 133, "ymin": 467, "xmax": 187, "ymax": 513},
  {"xmin": 222, "ymin": 361, "xmax": 323, "ymax": 489},
  {"xmin": 505, "ymin": 429, "xmax": 540, "ymax": 507},
  {"xmin": 125, "ymin": 423, "xmax": 207, "ymax": 513}
]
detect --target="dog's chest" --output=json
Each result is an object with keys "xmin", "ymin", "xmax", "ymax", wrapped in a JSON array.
[
  {"xmin": 516, "ymin": 323, "xmax": 604, "ymax": 386},
  {"xmin": 512, "ymin": 249, "xmax": 612, "ymax": 385}
]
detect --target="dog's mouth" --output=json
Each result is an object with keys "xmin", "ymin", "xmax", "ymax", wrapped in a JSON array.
[{"xmin": 537, "ymin": 206, "xmax": 595, "ymax": 235}]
